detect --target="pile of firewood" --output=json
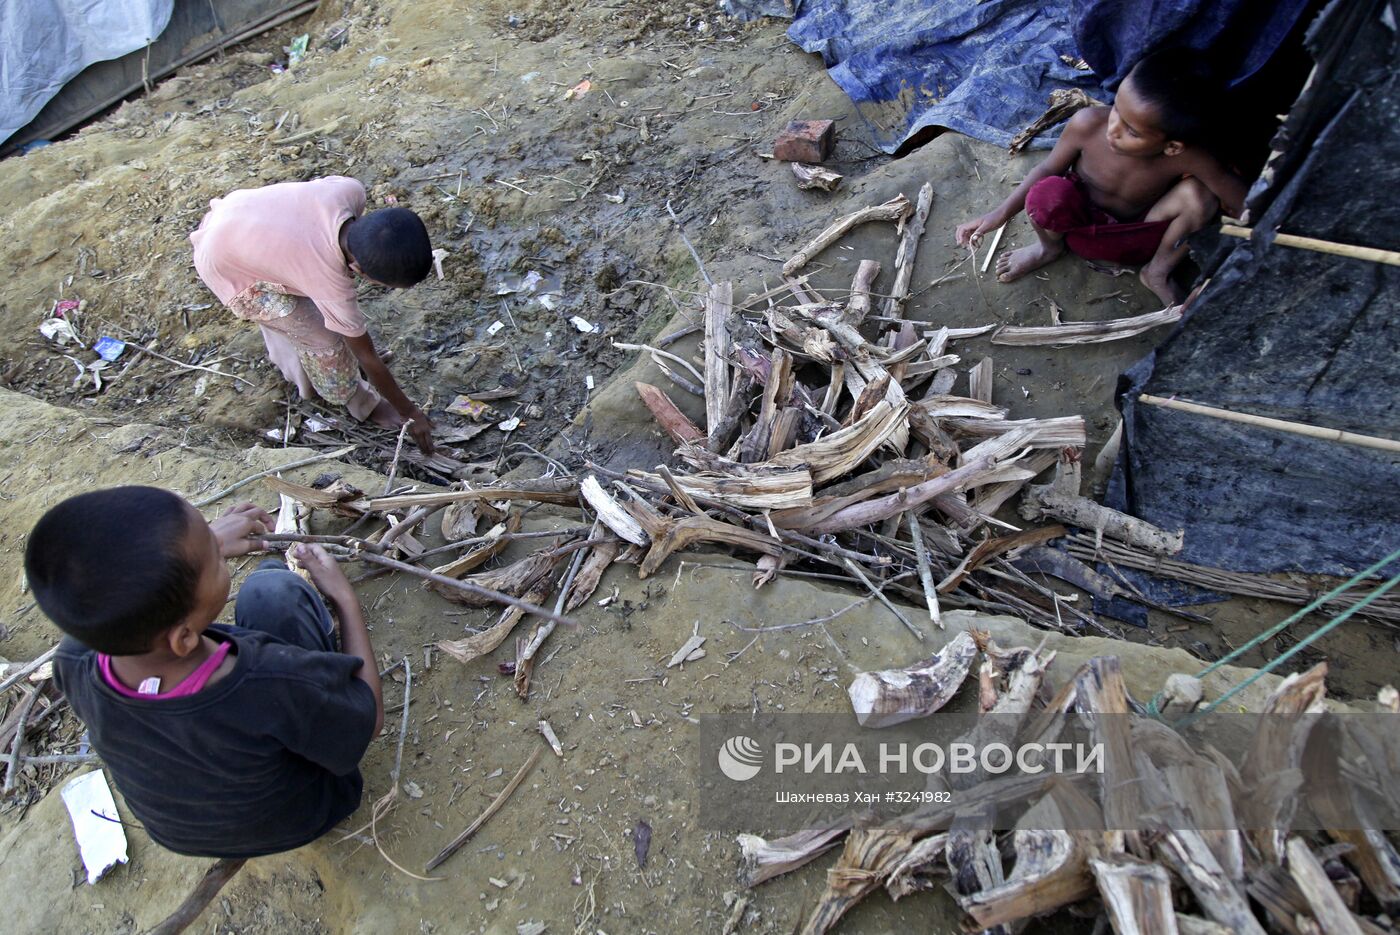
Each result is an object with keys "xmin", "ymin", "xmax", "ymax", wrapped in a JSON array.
[
  {"xmin": 612, "ymin": 185, "xmax": 1200, "ymax": 636},
  {"xmin": 263, "ymin": 186, "xmax": 1398, "ymax": 692},
  {"xmin": 743, "ymin": 643, "xmax": 1400, "ymax": 934}
]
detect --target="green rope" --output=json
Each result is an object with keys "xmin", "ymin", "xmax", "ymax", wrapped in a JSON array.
[{"xmin": 1147, "ymin": 545, "xmax": 1400, "ymax": 726}]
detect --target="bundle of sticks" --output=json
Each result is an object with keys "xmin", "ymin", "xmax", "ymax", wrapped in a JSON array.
[
  {"xmin": 263, "ymin": 186, "xmax": 1397, "ymax": 693},
  {"xmin": 617, "ymin": 186, "xmax": 1197, "ymax": 636},
  {"xmin": 744, "ymin": 642, "xmax": 1400, "ymax": 934}
]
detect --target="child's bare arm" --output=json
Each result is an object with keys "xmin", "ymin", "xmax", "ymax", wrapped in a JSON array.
[
  {"xmin": 344, "ymin": 333, "xmax": 435, "ymax": 456},
  {"xmin": 293, "ymin": 543, "xmax": 384, "ymax": 736},
  {"xmin": 956, "ymin": 108, "xmax": 1094, "ymax": 246},
  {"xmin": 1183, "ymin": 150, "xmax": 1248, "ymax": 219}
]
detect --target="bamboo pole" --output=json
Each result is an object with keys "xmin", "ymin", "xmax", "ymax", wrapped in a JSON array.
[
  {"xmin": 1139, "ymin": 394, "xmax": 1400, "ymax": 453},
  {"xmin": 1220, "ymin": 224, "xmax": 1400, "ymax": 267}
]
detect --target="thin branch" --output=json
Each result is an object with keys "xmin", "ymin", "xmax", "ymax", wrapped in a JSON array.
[
  {"xmin": 425, "ymin": 747, "xmax": 542, "ymax": 872},
  {"xmin": 727, "ymin": 595, "xmax": 875, "ymax": 633},
  {"xmin": 353, "ymin": 552, "xmax": 579, "ymax": 627},
  {"xmin": 844, "ymin": 559, "xmax": 924, "ymax": 642},
  {"xmin": 191, "ymin": 446, "xmax": 357, "ymax": 508},
  {"xmin": 125, "ymin": 341, "xmax": 256, "ymax": 387}
]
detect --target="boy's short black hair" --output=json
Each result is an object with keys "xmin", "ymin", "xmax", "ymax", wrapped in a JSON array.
[
  {"xmin": 25, "ymin": 487, "xmax": 202, "ymax": 655},
  {"xmin": 1126, "ymin": 48, "xmax": 1223, "ymax": 144},
  {"xmin": 345, "ymin": 208, "xmax": 432, "ymax": 288}
]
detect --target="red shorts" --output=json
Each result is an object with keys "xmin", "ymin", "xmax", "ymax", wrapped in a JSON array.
[{"xmin": 1024, "ymin": 174, "xmax": 1170, "ymax": 265}]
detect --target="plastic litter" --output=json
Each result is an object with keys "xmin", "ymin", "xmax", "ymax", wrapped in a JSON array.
[
  {"xmin": 286, "ymin": 34, "xmax": 309, "ymax": 69},
  {"xmin": 39, "ymin": 317, "xmax": 78, "ymax": 345},
  {"xmin": 92, "ymin": 336, "xmax": 125, "ymax": 361},
  {"xmin": 447, "ymin": 395, "xmax": 491, "ymax": 420}
]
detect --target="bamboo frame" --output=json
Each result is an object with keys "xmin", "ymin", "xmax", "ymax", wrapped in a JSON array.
[
  {"xmin": 1221, "ymin": 224, "xmax": 1400, "ymax": 267},
  {"xmin": 1139, "ymin": 394, "xmax": 1400, "ymax": 453}
]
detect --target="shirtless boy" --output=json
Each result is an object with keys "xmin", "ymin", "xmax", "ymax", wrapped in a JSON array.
[{"xmin": 957, "ymin": 49, "xmax": 1248, "ymax": 306}]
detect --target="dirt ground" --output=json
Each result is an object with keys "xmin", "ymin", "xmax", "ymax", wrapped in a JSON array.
[
  {"xmin": 0, "ymin": 389, "xmax": 1323, "ymax": 934},
  {"xmin": 0, "ymin": 0, "xmax": 1394, "ymax": 931}
]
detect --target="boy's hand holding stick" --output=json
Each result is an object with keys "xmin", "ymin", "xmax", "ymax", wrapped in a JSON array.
[
  {"xmin": 957, "ymin": 210, "xmax": 1013, "ymax": 249},
  {"xmin": 210, "ymin": 503, "xmax": 274, "ymax": 556}
]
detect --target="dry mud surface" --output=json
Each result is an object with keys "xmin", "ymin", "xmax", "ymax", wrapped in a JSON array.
[
  {"xmin": 0, "ymin": 389, "xmax": 1311, "ymax": 934},
  {"xmin": 0, "ymin": 0, "xmax": 1393, "ymax": 932}
]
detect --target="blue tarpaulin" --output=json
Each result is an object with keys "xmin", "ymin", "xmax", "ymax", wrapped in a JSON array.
[{"xmin": 756, "ymin": 0, "xmax": 1313, "ymax": 153}]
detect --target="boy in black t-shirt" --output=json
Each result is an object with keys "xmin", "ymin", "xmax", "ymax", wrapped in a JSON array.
[{"xmin": 26, "ymin": 486, "xmax": 384, "ymax": 858}]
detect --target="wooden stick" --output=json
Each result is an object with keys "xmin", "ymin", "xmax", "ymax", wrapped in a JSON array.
[
  {"xmin": 262, "ymin": 532, "xmax": 387, "ymax": 553},
  {"xmin": 516, "ymin": 534, "xmax": 592, "ymax": 675},
  {"xmin": 1221, "ymin": 224, "xmax": 1400, "ymax": 267},
  {"xmin": 612, "ymin": 341, "xmax": 705, "ymax": 384},
  {"xmin": 365, "ymin": 479, "xmax": 578, "ymax": 512},
  {"xmin": 1021, "ymin": 478, "xmax": 1183, "ymax": 556},
  {"xmin": 968, "ymin": 357, "xmax": 993, "ymax": 404},
  {"xmin": 21, "ymin": 753, "xmax": 99, "ymax": 765},
  {"xmin": 425, "ymin": 747, "xmax": 542, "ymax": 871},
  {"xmin": 805, "ymin": 451, "xmax": 1004, "ymax": 534},
  {"xmin": 1064, "ymin": 534, "xmax": 1400, "ymax": 622},
  {"xmin": 847, "ymin": 629, "xmax": 977, "ymax": 727},
  {"xmin": 906, "ymin": 512, "xmax": 942, "ymax": 628},
  {"xmin": 191, "ymin": 446, "xmax": 357, "ymax": 508},
  {"xmin": 703, "ymin": 281, "xmax": 735, "ymax": 434},
  {"xmin": 844, "ymin": 260, "xmax": 883, "ymax": 328},
  {"xmin": 979, "ymin": 225, "xmax": 1005, "ymax": 273},
  {"xmin": 354, "ymin": 552, "xmax": 578, "ymax": 626},
  {"xmin": 883, "ymin": 183, "xmax": 934, "ymax": 323},
  {"xmin": 382, "ymin": 424, "xmax": 410, "ymax": 497},
  {"xmin": 147, "ymin": 858, "xmax": 248, "ymax": 935},
  {"xmin": 843, "ymin": 559, "xmax": 923, "ymax": 641},
  {"xmin": 634, "ymin": 382, "xmax": 705, "ymax": 445},
  {"xmin": 380, "ymin": 507, "xmax": 432, "ymax": 549},
  {"xmin": 1140, "ymin": 393, "xmax": 1400, "ymax": 453},
  {"xmin": 0, "ymin": 646, "xmax": 58, "ymax": 695},
  {"xmin": 2, "ymin": 684, "xmax": 41, "ymax": 792},
  {"xmin": 665, "ymin": 200, "xmax": 714, "ymax": 286},
  {"xmin": 1090, "ymin": 856, "xmax": 1180, "ymax": 935},
  {"xmin": 271, "ymin": 117, "xmax": 345, "ymax": 146},
  {"xmin": 706, "ymin": 372, "xmax": 754, "ymax": 454},
  {"xmin": 991, "ymin": 306, "xmax": 1183, "ymax": 345},
  {"xmin": 1286, "ymin": 837, "xmax": 1365, "ymax": 935},
  {"xmin": 580, "ymin": 476, "xmax": 650, "ymax": 546},
  {"xmin": 782, "ymin": 195, "xmax": 912, "ymax": 277},
  {"xmin": 124, "ymin": 342, "xmax": 256, "ymax": 386}
]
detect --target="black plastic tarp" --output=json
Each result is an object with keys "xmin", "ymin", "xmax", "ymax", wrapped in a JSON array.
[{"xmin": 1115, "ymin": 0, "xmax": 1400, "ymax": 577}]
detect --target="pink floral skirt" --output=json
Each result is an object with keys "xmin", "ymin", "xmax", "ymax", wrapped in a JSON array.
[{"xmin": 227, "ymin": 281, "xmax": 380, "ymax": 420}]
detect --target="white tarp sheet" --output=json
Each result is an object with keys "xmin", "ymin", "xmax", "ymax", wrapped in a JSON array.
[{"xmin": 0, "ymin": 0, "xmax": 173, "ymax": 145}]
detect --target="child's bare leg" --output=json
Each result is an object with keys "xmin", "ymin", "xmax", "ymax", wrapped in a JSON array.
[
  {"xmin": 368, "ymin": 397, "xmax": 403, "ymax": 429},
  {"xmin": 996, "ymin": 218, "xmax": 1067, "ymax": 283},
  {"xmin": 1139, "ymin": 178, "xmax": 1218, "ymax": 306}
]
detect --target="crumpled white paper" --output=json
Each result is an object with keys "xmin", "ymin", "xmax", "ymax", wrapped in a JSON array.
[{"xmin": 60, "ymin": 770, "xmax": 129, "ymax": 884}]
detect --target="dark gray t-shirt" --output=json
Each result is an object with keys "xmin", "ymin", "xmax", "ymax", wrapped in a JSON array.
[{"xmin": 54, "ymin": 625, "xmax": 376, "ymax": 858}]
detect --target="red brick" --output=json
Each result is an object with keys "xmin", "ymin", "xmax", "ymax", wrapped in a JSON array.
[{"xmin": 773, "ymin": 119, "xmax": 835, "ymax": 164}]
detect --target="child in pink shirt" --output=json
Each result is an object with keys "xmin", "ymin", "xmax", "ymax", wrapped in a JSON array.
[{"xmin": 191, "ymin": 176, "xmax": 436, "ymax": 454}]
